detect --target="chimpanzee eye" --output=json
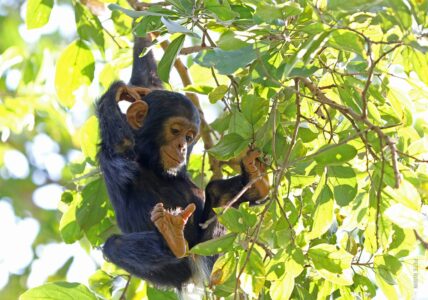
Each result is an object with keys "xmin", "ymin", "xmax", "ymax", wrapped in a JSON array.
[
  {"xmin": 186, "ymin": 135, "xmax": 193, "ymax": 143},
  {"xmin": 171, "ymin": 128, "xmax": 180, "ymax": 135}
]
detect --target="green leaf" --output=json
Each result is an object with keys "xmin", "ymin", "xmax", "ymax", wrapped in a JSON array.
[
  {"xmin": 80, "ymin": 116, "xmax": 99, "ymax": 163},
  {"xmin": 327, "ymin": 166, "xmax": 357, "ymax": 206},
  {"xmin": 208, "ymin": 133, "xmax": 249, "ymax": 160},
  {"xmin": 208, "ymin": 85, "xmax": 228, "ymax": 103},
  {"xmin": 158, "ymin": 34, "xmax": 185, "ymax": 82},
  {"xmin": 211, "ymin": 252, "xmax": 236, "ymax": 285},
  {"xmin": 161, "ymin": 17, "xmax": 200, "ymax": 38},
  {"xmin": 308, "ymin": 244, "xmax": 354, "ymax": 286},
  {"xmin": 308, "ymin": 185, "xmax": 334, "ymax": 240},
  {"xmin": 147, "ymin": 286, "xmax": 179, "ymax": 300},
  {"xmin": 20, "ymin": 282, "xmax": 97, "ymax": 300},
  {"xmin": 88, "ymin": 270, "xmax": 113, "ymax": 299},
  {"xmin": 134, "ymin": 16, "xmax": 163, "ymax": 36},
  {"xmin": 410, "ymin": 49, "xmax": 428, "ymax": 85},
  {"xmin": 255, "ymin": 3, "xmax": 282, "ymax": 22},
  {"xmin": 166, "ymin": 0, "xmax": 194, "ymax": 14},
  {"xmin": 204, "ymin": 0, "xmax": 238, "ymax": 21},
  {"xmin": 26, "ymin": 0, "xmax": 53, "ymax": 29},
  {"xmin": 76, "ymin": 178, "xmax": 109, "ymax": 231},
  {"xmin": 241, "ymin": 94, "xmax": 268, "ymax": 125},
  {"xmin": 183, "ymin": 85, "xmax": 213, "ymax": 94},
  {"xmin": 385, "ymin": 180, "xmax": 421, "ymax": 210},
  {"xmin": 55, "ymin": 40, "xmax": 95, "ymax": 108},
  {"xmin": 59, "ymin": 196, "xmax": 83, "ymax": 244},
  {"xmin": 313, "ymin": 144, "xmax": 357, "ymax": 166},
  {"xmin": 384, "ymin": 203, "xmax": 425, "ymax": 230},
  {"xmin": 75, "ymin": 2, "xmax": 105, "ymax": 53},
  {"xmin": 108, "ymin": 3, "xmax": 174, "ymax": 17},
  {"xmin": 218, "ymin": 31, "xmax": 250, "ymax": 51},
  {"xmin": 270, "ymin": 272, "xmax": 294, "ymax": 300},
  {"xmin": 283, "ymin": 31, "xmax": 330, "ymax": 79},
  {"xmin": 191, "ymin": 233, "xmax": 237, "ymax": 255},
  {"xmin": 218, "ymin": 207, "xmax": 254, "ymax": 233},
  {"xmin": 327, "ymin": 0, "xmax": 375, "ymax": 12},
  {"xmin": 194, "ymin": 46, "xmax": 257, "ymax": 75},
  {"xmin": 329, "ymin": 30, "xmax": 365, "ymax": 56}
]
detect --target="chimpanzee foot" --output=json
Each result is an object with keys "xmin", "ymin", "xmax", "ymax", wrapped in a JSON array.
[
  {"xmin": 242, "ymin": 150, "xmax": 270, "ymax": 199},
  {"xmin": 150, "ymin": 203, "xmax": 196, "ymax": 258}
]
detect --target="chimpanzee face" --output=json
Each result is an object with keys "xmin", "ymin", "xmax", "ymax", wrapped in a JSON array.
[{"xmin": 159, "ymin": 116, "xmax": 198, "ymax": 175}]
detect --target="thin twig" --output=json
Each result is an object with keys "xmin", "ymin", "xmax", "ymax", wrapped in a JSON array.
[
  {"xmin": 298, "ymin": 77, "xmax": 402, "ymax": 188},
  {"xmin": 119, "ymin": 275, "xmax": 132, "ymax": 300}
]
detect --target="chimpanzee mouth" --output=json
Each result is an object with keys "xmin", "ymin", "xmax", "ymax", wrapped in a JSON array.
[{"xmin": 164, "ymin": 151, "xmax": 183, "ymax": 164}]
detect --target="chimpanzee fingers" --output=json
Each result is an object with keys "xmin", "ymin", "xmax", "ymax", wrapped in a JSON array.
[
  {"xmin": 116, "ymin": 86, "xmax": 141, "ymax": 103},
  {"xmin": 150, "ymin": 203, "xmax": 165, "ymax": 222},
  {"xmin": 132, "ymin": 87, "xmax": 152, "ymax": 97},
  {"xmin": 181, "ymin": 203, "xmax": 196, "ymax": 222}
]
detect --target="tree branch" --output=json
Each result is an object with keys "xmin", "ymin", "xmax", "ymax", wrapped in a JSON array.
[{"xmin": 298, "ymin": 77, "xmax": 402, "ymax": 188}]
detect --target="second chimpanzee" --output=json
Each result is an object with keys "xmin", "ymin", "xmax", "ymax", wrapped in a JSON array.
[{"xmin": 97, "ymin": 36, "xmax": 269, "ymax": 289}]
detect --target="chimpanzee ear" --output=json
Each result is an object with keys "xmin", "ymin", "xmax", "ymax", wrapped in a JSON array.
[{"xmin": 126, "ymin": 100, "xmax": 149, "ymax": 129}]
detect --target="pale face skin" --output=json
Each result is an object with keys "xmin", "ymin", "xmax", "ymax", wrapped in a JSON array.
[{"xmin": 159, "ymin": 116, "xmax": 198, "ymax": 173}]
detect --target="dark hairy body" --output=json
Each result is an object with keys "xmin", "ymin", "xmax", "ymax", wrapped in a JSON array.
[{"xmin": 96, "ymin": 36, "xmax": 269, "ymax": 289}]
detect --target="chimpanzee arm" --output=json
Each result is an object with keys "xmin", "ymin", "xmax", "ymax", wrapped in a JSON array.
[
  {"xmin": 97, "ymin": 36, "xmax": 161, "ymax": 188},
  {"xmin": 130, "ymin": 36, "xmax": 163, "ymax": 89},
  {"xmin": 96, "ymin": 81, "xmax": 140, "ymax": 189},
  {"xmin": 201, "ymin": 151, "xmax": 269, "ymax": 239}
]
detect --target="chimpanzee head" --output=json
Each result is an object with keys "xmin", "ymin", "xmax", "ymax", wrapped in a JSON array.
[{"xmin": 120, "ymin": 87, "xmax": 200, "ymax": 177}]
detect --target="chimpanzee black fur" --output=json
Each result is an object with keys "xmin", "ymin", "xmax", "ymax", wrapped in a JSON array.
[{"xmin": 97, "ymin": 36, "xmax": 266, "ymax": 289}]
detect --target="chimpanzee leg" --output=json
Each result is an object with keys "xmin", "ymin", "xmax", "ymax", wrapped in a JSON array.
[{"xmin": 103, "ymin": 231, "xmax": 192, "ymax": 288}]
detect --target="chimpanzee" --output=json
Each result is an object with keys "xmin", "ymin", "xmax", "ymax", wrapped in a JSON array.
[{"xmin": 96, "ymin": 36, "xmax": 269, "ymax": 289}]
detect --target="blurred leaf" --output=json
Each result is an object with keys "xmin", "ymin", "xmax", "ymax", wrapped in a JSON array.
[
  {"xmin": 308, "ymin": 185, "xmax": 334, "ymax": 240},
  {"xmin": 313, "ymin": 144, "xmax": 357, "ymax": 166},
  {"xmin": 384, "ymin": 203, "xmax": 425, "ymax": 230},
  {"xmin": 26, "ymin": 0, "xmax": 53, "ymax": 29},
  {"xmin": 20, "ymin": 282, "xmax": 97, "ymax": 300},
  {"xmin": 283, "ymin": 31, "xmax": 330, "ymax": 78},
  {"xmin": 204, "ymin": 0, "xmax": 238, "ymax": 21},
  {"xmin": 80, "ymin": 116, "xmax": 99, "ymax": 163},
  {"xmin": 327, "ymin": 166, "xmax": 357, "ymax": 206},
  {"xmin": 218, "ymin": 31, "xmax": 249, "ymax": 51},
  {"xmin": 161, "ymin": 17, "xmax": 199, "ymax": 37},
  {"xmin": 208, "ymin": 85, "xmax": 228, "ymax": 103},
  {"xmin": 308, "ymin": 244, "xmax": 353, "ymax": 285},
  {"xmin": 108, "ymin": 3, "xmax": 174, "ymax": 17},
  {"xmin": 194, "ymin": 46, "xmax": 257, "ymax": 75},
  {"xmin": 147, "ymin": 286, "xmax": 178, "ymax": 300},
  {"xmin": 59, "ymin": 195, "xmax": 83, "ymax": 244},
  {"xmin": 75, "ymin": 2, "xmax": 105, "ymax": 53},
  {"xmin": 88, "ymin": 270, "xmax": 113, "ymax": 299},
  {"xmin": 329, "ymin": 30, "xmax": 365, "ymax": 56},
  {"xmin": 208, "ymin": 133, "xmax": 249, "ymax": 160},
  {"xmin": 191, "ymin": 233, "xmax": 237, "ymax": 255},
  {"xmin": 76, "ymin": 178, "xmax": 109, "ymax": 232},
  {"xmin": 158, "ymin": 34, "xmax": 185, "ymax": 82},
  {"xmin": 55, "ymin": 40, "xmax": 95, "ymax": 108}
]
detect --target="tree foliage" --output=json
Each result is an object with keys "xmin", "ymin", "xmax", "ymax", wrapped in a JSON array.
[{"xmin": 1, "ymin": 0, "xmax": 428, "ymax": 299}]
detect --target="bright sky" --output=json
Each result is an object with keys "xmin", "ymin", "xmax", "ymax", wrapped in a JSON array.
[{"xmin": 0, "ymin": 2, "xmax": 103, "ymax": 291}]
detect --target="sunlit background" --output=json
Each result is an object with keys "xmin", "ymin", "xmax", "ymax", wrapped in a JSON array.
[
  {"xmin": 0, "ymin": 1, "xmax": 223, "ymax": 298},
  {"xmin": 1, "ymin": 0, "xmax": 428, "ymax": 299}
]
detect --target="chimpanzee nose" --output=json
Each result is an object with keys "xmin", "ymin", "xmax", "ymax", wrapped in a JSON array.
[{"xmin": 178, "ymin": 140, "xmax": 186, "ymax": 152}]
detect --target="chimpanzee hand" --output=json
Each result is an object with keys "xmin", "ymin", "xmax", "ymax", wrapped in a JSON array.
[
  {"xmin": 150, "ymin": 203, "xmax": 196, "ymax": 258},
  {"xmin": 242, "ymin": 150, "xmax": 270, "ymax": 200},
  {"xmin": 115, "ymin": 85, "xmax": 151, "ymax": 103}
]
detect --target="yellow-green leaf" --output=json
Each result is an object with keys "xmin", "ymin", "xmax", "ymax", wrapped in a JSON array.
[
  {"xmin": 26, "ymin": 0, "xmax": 54, "ymax": 29},
  {"xmin": 55, "ymin": 40, "xmax": 95, "ymax": 108}
]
